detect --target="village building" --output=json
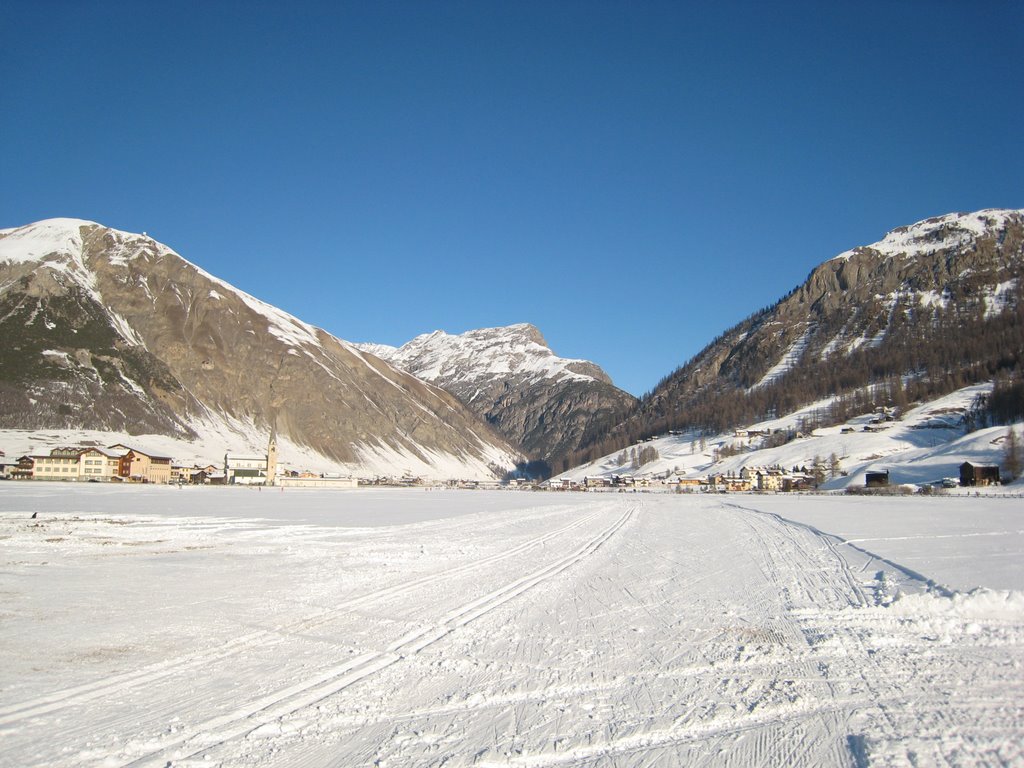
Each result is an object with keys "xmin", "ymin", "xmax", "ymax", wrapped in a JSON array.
[
  {"xmin": 705, "ymin": 474, "xmax": 728, "ymax": 492},
  {"xmin": 186, "ymin": 464, "xmax": 218, "ymax": 484},
  {"xmin": 756, "ymin": 469, "xmax": 786, "ymax": 492},
  {"xmin": 960, "ymin": 462, "xmax": 1000, "ymax": 487},
  {"xmin": 11, "ymin": 456, "xmax": 35, "ymax": 480},
  {"xmin": 224, "ymin": 433, "xmax": 279, "ymax": 486},
  {"xmin": 30, "ymin": 448, "xmax": 85, "ymax": 481},
  {"xmin": 224, "ymin": 454, "xmax": 271, "ymax": 485},
  {"xmin": 78, "ymin": 447, "xmax": 124, "ymax": 481},
  {"xmin": 724, "ymin": 474, "xmax": 752, "ymax": 492},
  {"xmin": 865, "ymin": 469, "xmax": 890, "ymax": 488},
  {"xmin": 113, "ymin": 447, "xmax": 173, "ymax": 484},
  {"xmin": 783, "ymin": 474, "xmax": 814, "ymax": 492}
]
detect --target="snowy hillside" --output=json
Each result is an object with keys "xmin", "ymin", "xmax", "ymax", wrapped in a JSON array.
[
  {"xmin": 0, "ymin": 219, "xmax": 518, "ymax": 480},
  {"xmin": 584, "ymin": 207, "xmax": 1024, "ymax": 466},
  {"xmin": 559, "ymin": 383, "xmax": 1021, "ymax": 491}
]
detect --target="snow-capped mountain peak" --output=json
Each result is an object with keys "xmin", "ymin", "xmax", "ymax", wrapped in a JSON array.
[
  {"xmin": 369, "ymin": 322, "xmax": 608, "ymax": 388},
  {"xmin": 357, "ymin": 324, "xmax": 636, "ymax": 461},
  {"xmin": 834, "ymin": 208, "xmax": 1023, "ymax": 262}
]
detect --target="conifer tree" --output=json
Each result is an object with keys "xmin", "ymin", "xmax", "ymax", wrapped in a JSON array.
[{"xmin": 1004, "ymin": 427, "xmax": 1022, "ymax": 481}]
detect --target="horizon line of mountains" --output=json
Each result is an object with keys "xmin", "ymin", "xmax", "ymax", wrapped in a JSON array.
[{"xmin": 1, "ymin": 208, "xmax": 1021, "ymax": 478}]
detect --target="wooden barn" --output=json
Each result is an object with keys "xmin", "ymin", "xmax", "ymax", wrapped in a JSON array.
[
  {"xmin": 865, "ymin": 469, "xmax": 890, "ymax": 488},
  {"xmin": 959, "ymin": 462, "xmax": 1000, "ymax": 487}
]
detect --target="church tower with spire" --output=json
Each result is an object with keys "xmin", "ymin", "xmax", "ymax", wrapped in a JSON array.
[{"xmin": 266, "ymin": 429, "xmax": 278, "ymax": 486}]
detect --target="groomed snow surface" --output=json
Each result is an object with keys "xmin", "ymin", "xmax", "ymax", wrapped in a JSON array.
[{"xmin": 1, "ymin": 486, "xmax": 1022, "ymax": 767}]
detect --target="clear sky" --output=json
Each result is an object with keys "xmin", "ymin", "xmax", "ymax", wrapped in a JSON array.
[{"xmin": 4, "ymin": 1, "xmax": 1022, "ymax": 396}]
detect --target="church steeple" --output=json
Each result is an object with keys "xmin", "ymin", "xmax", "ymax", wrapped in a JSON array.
[{"xmin": 266, "ymin": 428, "xmax": 278, "ymax": 486}]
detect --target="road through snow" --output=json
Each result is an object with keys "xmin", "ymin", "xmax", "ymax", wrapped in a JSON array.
[{"xmin": 0, "ymin": 487, "xmax": 1021, "ymax": 767}]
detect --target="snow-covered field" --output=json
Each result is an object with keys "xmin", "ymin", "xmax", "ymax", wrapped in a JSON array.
[{"xmin": 1, "ymin": 485, "xmax": 1022, "ymax": 767}]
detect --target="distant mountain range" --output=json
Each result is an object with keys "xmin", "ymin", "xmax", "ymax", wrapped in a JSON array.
[{"xmin": 2, "ymin": 209, "xmax": 1021, "ymax": 480}]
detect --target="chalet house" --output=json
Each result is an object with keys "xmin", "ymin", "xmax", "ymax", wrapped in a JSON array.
[
  {"xmin": 668, "ymin": 476, "xmax": 701, "ymax": 491},
  {"xmin": 783, "ymin": 474, "xmax": 813, "ymax": 492},
  {"xmin": 705, "ymin": 474, "xmax": 728, "ymax": 492},
  {"xmin": 724, "ymin": 474, "xmax": 752, "ymax": 492},
  {"xmin": 11, "ymin": 456, "xmax": 34, "ymax": 479},
  {"xmin": 959, "ymin": 462, "xmax": 1000, "ymax": 487},
  {"xmin": 190, "ymin": 469, "xmax": 211, "ymax": 485}
]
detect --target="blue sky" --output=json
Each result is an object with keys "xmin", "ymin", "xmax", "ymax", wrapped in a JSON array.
[{"xmin": 4, "ymin": 1, "xmax": 1022, "ymax": 395}]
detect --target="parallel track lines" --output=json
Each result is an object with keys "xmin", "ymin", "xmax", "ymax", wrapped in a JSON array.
[
  {"xmin": 115, "ymin": 504, "xmax": 635, "ymax": 767},
  {"xmin": 0, "ymin": 508, "xmax": 604, "ymax": 727}
]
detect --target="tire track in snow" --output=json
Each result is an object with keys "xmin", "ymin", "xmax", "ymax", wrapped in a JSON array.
[
  {"xmin": 0, "ymin": 508, "xmax": 604, "ymax": 727},
  {"xmin": 115, "ymin": 504, "xmax": 636, "ymax": 767}
]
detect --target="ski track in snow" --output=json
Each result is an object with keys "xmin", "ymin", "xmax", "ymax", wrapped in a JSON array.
[
  {"xmin": 0, "ymin": 490, "xmax": 1021, "ymax": 767},
  {"xmin": 0, "ymin": 510, "xmax": 605, "ymax": 729}
]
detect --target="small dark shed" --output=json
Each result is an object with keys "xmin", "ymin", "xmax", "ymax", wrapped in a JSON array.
[
  {"xmin": 865, "ymin": 469, "xmax": 890, "ymax": 488},
  {"xmin": 959, "ymin": 462, "xmax": 1000, "ymax": 487}
]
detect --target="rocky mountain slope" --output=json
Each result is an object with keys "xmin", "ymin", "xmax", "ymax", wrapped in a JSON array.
[
  {"xmin": 576, "ymin": 208, "xmax": 1024, "ymax": 463},
  {"xmin": 359, "ymin": 324, "xmax": 637, "ymax": 462},
  {"xmin": 0, "ymin": 219, "xmax": 517, "ymax": 478}
]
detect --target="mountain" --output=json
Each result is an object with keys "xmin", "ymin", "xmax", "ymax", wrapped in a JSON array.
[
  {"xmin": 358, "ymin": 324, "xmax": 637, "ymax": 463},
  {"xmin": 573, "ymin": 208, "xmax": 1024, "ymax": 465},
  {"xmin": 0, "ymin": 219, "xmax": 518, "ymax": 479}
]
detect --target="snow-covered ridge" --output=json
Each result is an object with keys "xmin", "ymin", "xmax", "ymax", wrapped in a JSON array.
[
  {"xmin": 1, "ymin": 218, "xmax": 520, "ymax": 480},
  {"xmin": 364, "ymin": 323, "xmax": 600, "ymax": 388},
  {"xmin": 0, "ymin": 217, "xmax": 93, "ymax": 263},
  {"xmin": 0, "ymin": 219, "xmax": 150, "ymax": 347},
  {"xmin": 0, "ymin": 218, "xmax": 339, "ymax": 353},
  {"xmin": 355, "ymin": 342, "xmax": 400, "ymax": 360},
  {"xmin": 832, "ymin": 209, "xmax": 1023, "ymax": 262}
]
